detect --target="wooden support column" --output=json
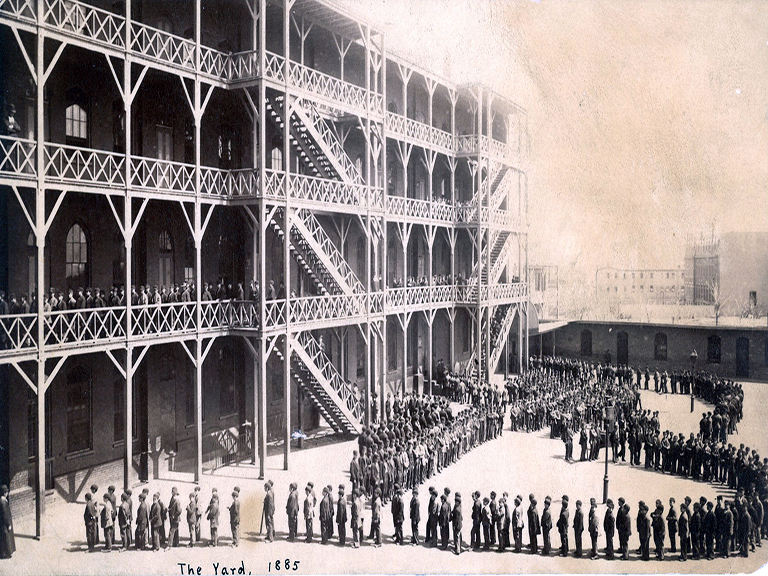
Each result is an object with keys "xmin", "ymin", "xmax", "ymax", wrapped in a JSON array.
[
  {"xmin": 258, "ymin": 0, "xmax": 267, "ymax": 478},
  {"xmin": 123, "ymin": 0, "xmax": 134, "ymax": 493},
  {"xmin": 282, "ymin": 0, "xmax": 293, "ymax": 470},
  {"xmin": 193, "ymin": 0, "xmax": 204, "ymax": 483},
  {"xmin": 34, "ymin": 0, "xmax": 46, "ymax": 538}
]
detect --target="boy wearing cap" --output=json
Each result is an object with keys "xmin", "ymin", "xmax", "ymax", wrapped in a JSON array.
[
  {"xmin": 391, "ymin": 485, "xmax": 404, "ymax": 544},
  {"xmin": 229, "ymin": 491, "xmax": 240, "ymax": 547},
  {"xmin": 481, "ymin": 497, "xmax": 492, "ymax": 550},
  {"xmin": 541, "ymin": 496, "xmax": 553, "ymax": 556},
  {"xmin": 557, "ymin": 495, "xmax": 569, "ymax": 557},
  {"xmin": 336, "ymin": 485, "xmax": 347, "ymax": 546},
  {"xmin": 588, "ymin": 498, "xmax": 599, "ymax": 559},
  {"xmin": 604, "ymin": 499, "xmax": 615, "ymax": 559},
  {"xmin": 451, "ymin": 493, "xmax": 463, "ymax": 555},
  {"xmin": 286, "ymin": 483, "xmax": 299, "ymax": 541},
  {"xmin": 471, "ymin": 492, "xmax": 482, "ymax": 550},
  {"xmin": 410, "ymin": 487, "xmax": 421, "ymax": 545}
]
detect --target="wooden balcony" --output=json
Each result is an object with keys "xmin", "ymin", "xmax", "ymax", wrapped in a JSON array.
[{"xmin": 384, "ymin": 112, "xmax": 453, "ymax": 155}]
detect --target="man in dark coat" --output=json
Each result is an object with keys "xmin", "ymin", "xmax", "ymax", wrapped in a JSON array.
[
  {"xmin": 119, "ymin": 493, "xmax": 131, "ymax": 550},
  {"xmin": 667, "ymin": 497, "xmax": 678, "ymax": 553},
  {"xmin": 618, "ymin": 503, "xmax": 632, "ymax": 560},
  {"xmin": 229, "ymin": 491, "xmax": 241, "ymax": 547},
  {"xmin": 528, "ymin": 495, "xmax": 541, "ymax": 554},
  {"xmin": 471, "ymin": 491, "xmax": 482, "ymax": 549},
  {"xmin": 638, "ymin": 501, "xmax": 651, "ymax": 561},
  {"xmin": 439, "ymin": 493, "xmax": 451, "ymax": 550},
  {"xmin": 481, "ymin": 497, "xmax": 492, "ymax": 550},
  {"xmin": 557, "ymin": 495, "xmax": 569, "ymax": 557},
  {"xmin": 572, "ymin": 499, "xmax": 584, "ymax": 558},
  {"xmin": 541, "ymin": 496, "xmax": 553, "ymax": 556},
  {"xmin": 263, "ymin": 482, "xmax": 275, "ymax": 542},
  {"xmin": 690, "ymin": 502, "xmax": 702, "ymax": 559},
  {"xmin": 451, "ymin": 493, "xmax": 463, "ymax": 555},
  {"xmin": 319, "ymin": 487, "xmax": 332, "ymax": 544},
  {"xmin": 286, "ymin": 483, "xmax": 299, "ymax": 541},
  {"xmin": 652, "ymin": 501, "xmax": 666, "ymax": 560},
  {"xmin": 427, "ymin": 487, "xmax": 439, "ymax": 547},
  {"xmin": 391, "ymin": 485, "xmax": 405, "ymax": 544},
  {"xmin": 0, "ymin": 485, "xmax": 15, "ymax": 559},
  {"xmin": 150, "ymin": 493, "xmax": 163, "ymax": 551},
  {"xmin": 604, "ymin": 499, "xmax": 615, "ymax": 559},
  {"xmin": 168, "ymin": 487, "xmax": 182, "ymax": 548},
  {"xmin": 186, "ymin": 493, "xmax": 197, "ymax": 547},
  {"xmin": 336, "ymin": 485, "xmax": 347, "ymax": 546},
  {"xmin": 678, "ymin": 502, "xmax": 690, "ymax": 561},
  {"xmin": 588, "ymin": 498, "xmax": 599, "ymax": 559},
  {"xmin": 84, "ymin": 492, "xmax": 98, "ymax": 552},
  {"xmin": 703, "ymin": 501, "xmax": 716, "ymax": 559},
  {"xmin": 410, "ymin": 487, "xmax": 421, "ymax": 545},
  {"xmin": 721, "ymin": 500, "xmax": 734, "ymax": 558}
]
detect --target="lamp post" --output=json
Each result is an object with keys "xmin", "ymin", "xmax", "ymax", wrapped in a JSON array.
[
  {"xmin": 689, "ymin": 350, "xmax": 698, "ymax": 413},
  {"xmin": 602, "ymin": 401, "xmax": 615, "ymax": 504}
]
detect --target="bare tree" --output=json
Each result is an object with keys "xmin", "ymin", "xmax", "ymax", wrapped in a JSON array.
[{"xmin": 706, "ymin": 277, "xmax": 731, "ymax": 326}]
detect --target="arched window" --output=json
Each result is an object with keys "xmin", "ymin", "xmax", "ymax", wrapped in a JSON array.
[
  {"xmin": 271, "ymin": 147, "xmax": 283, "ymax": 171},
  {"xmin": 707, "ymin": 335, "xmax": 721, "ymax": 364},
  {"xmin": 654, "ymin": 332, "xmax": 668, "ymax": 361},
  {"xmin": 66, "ymin": 222, "xmax": 89, "ymax": 290},
  {"xmin": 158, "ymin": 230, "xmax": 174, "ymax": 288},
  {"xmin": 155, "ymin": 16, "xmax": 172, "ymax": 33},
  {"xmin": 387, "ymin": 101, "xmax": 398, "ymax": 114},
  {"xmin": 580, "ymin": 329, "xmax": 592, "ymax": 357},
  {"xmin": 355, "ymin": 155, "xmax": 364, "ymax": 179},
  {"xmin": 65, "ymin": 87, "xmax": 88, "ymax": 144},
  {"xmin": 66, "ymin": 366, "xmax": 92, "ymax": 454}
]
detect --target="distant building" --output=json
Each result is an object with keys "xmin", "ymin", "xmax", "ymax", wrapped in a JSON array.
[
  {"xmin": 596, "ymin": 266, "xmax": 686, "ymax": 306},
  {"xmin": 685, "ymin": 231, "xmax": 768, "ymax": 316},
  {"xmin": 530, "ymin": 265, "xmax": 559, "ymax": 319}
]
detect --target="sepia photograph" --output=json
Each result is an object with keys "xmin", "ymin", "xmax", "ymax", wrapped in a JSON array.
[{"xmin": 0, "ymin": 0, "xmax": 766, "ymax": 574}]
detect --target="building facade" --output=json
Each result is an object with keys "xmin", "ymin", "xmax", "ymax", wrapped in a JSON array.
[
  {"xmin": 685, "ymin": 232, "xmax": 768, "ymax": 317},
  {"xmin": 0, "ymin": 0, "xmax": 529, "ymax": 534},
  {"xmin": 596, "ymin": 266, "xmax": 685, "ymax": 306}
]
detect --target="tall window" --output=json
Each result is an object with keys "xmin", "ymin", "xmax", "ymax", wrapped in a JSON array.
[
  {"xmin": 66, "ymin": 366, "xmax": 92, "ymax": 454},
  {"xmin": 580, "ymin": 329, "xmax": 592, "ymax": 357},
  {"xmin": 387, "ymin": 318, "xmax": 398, "ymax": 371},
  {"xmin": 27, "ymin": 231, "xmax": 35, "ymax": 302},
  {"xmin": 219, "ymin": 345, "xmax": 237, "ymax": 417},
  {"xmin": 707, "ymin": 335, "xmax": 721, "ymax": 364},
  {"xmin": 159, "ymin": 230, "xmax": 174, "ymax": 288},
  {"xmin": 113, "ymin": 378, "xmax": 124, "ymax": 443},
  {"xmin": 355, "ymin": 155, "xmax": 363, "ymax": 180},
  {"xmin": 27, "ymin": 389, "xmax": 51, "ymax": 461},
  {"xmin": 185, "ymin": 364, "xmax": 195, "ymax": 426},
  {"xmin": 65, "ymin": 88, "xmax": 88, "ymax": 144},
  {"xmin": 654, "ymin": 332, "xmax": 668, "ymax": 361},
  {"xmin": 356, "ymin": 334, "xmax": 365, "ymax": 378},
  {"xmin": 271, "ymin": 147, "xmax": 283, "ymax": 171},
  {"xmin": 66, "ymin": 222, "xmax": 89, "ymax": 290},
  {"xmin": 356, "ymin": 237, "xmax": 366, "ymax": 275}
]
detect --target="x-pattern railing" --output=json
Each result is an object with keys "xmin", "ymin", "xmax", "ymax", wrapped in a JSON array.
[
  {"xmin": 291, "ymin": 172, "xmax": 364, "ymax": 208},
  {"xmin": 263, "ymin": 300, "xmax": 286, "ymax": 329},
  {"xmin": 200, "ymin": 167, "xmax": 230, "ymax": 196},
  {"xmin": 489, "ymin": 282, "xmax": 526, "ymax": 302},
  {"xmin": 0, "ymin": 314, "xmax": 37, "ymax": 352},
  {"xmin": 296, "ymin": 330, "xmax": 363, "ymax": 421},
  {"xmin": 131, "ymin": 21, "xmax": 195, "ymax": 70},
  {"xmin": 290, "ymin": 62, "xmax": 368, "ymax": 116},
  {"xmin": 44, "ymin": 0, "xmax": 125, "ymax": 48},
  {"xmin": 131, "ymin": 302, "xmax": 196, "ymax": 338},
  {"xmin": 199, "ymin": 300, "xmax": 231, "ymax": 331},
  {"xmin": 199, "ymin": 45, "xmax": 230, "ymax": 79},
  {"xmin": 0, "ymin": 0, "xmax": 34, "ymax": 22},
  {"xmin": 227, "ymin": 300, "xmax": 259, "ymax": 328},
  {"xmin": 0, "ymin": 136, "xmax": 36, "ymax": 177},
  {"xmin": 263, "ymin": 51, "xmax": 286, "ymax": 83},
  {"xmin": 131, "ymin": 156, "xmax": 195, "ymax": 195},
  {"xmin": 288, "ymin": 293, "xmax": 366, "ymax": 325},
  {"xmin": 384, "ymin": 113, "xmax": 453, "ymax": 152},
  {"xmin": 228, "ymin": 51, "xmax": 259, "ymax": 82},
  {"xmin": 228, "ymin": 169, "xmax": 259, "ymax": 197},
  {"xmin": 262, "ymin": 169, "xmax": 285, "ymax": 199},
  {"xmin": 45, "ymin": 143, "xmax": 125, "ymax": 187},
  {"xmin": 44, "ymin": 307, "xmax": 126, "ymax": 347},
  {"xmin": 387, "ymin": 196, "xmax": 431, "ymax": 220}
]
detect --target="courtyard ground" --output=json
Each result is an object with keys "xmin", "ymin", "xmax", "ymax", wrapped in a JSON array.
[{"xmin": 3, "ymin": 381, "xmax": 767, "ymax": 575}]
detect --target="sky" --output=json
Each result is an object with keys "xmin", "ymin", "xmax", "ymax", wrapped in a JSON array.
[{"xmin": 342, "ymin": 0, "xmax": 768, "ymax": 272}]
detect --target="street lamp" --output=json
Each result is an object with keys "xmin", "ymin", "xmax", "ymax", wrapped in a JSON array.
[
  {"xmin": 602, "ymin": 401, "xmax": 615, "ymax": 504},
  {"xmin": 689, "ymin": 350, "xmax": 698, "ymax": 413}
]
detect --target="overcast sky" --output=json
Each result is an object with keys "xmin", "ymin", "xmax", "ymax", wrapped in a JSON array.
[{"xmin": 343, "ymin": 0, "xmax": 768, "ymax": 272}]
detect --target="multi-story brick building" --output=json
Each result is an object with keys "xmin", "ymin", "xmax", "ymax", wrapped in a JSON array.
[
  {"xmin": 596, "ymin": 266, "xmax": 686, "ymax": 306},
  {"xmin": 0, "ymin": 0, "xmax": 529, "ymax": 535}
]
